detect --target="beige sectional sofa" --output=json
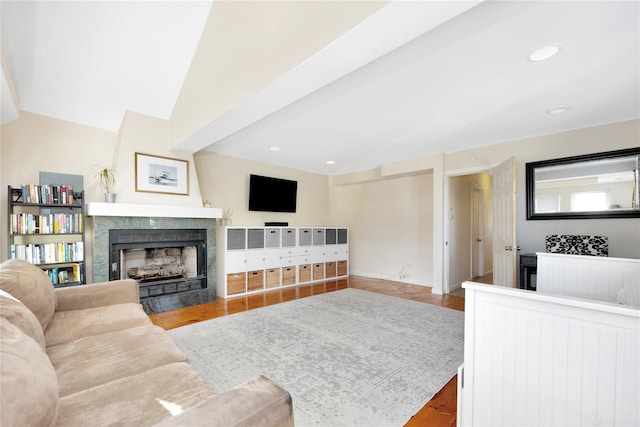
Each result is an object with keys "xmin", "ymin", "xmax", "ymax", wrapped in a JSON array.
[{"xmin": 0, "ymin": 259, "xmax": 294, "ymax": 427}]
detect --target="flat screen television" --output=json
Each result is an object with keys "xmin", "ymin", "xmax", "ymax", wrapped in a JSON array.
[{"xmin": 248, "ymin": 174, "xmax": 297, "ymax": 213}]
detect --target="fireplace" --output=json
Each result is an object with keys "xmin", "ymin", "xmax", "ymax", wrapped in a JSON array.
[
  {"xmin": 88, "ymin": 202, "xmax": 219, "ymax": 315},
  {"xmin": 109, "ymin": 229, "xmax": 207, "ymax": 302}
]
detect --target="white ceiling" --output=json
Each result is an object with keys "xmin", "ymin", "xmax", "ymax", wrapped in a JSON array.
[
  {"xmin": 0, "ymin": 1, "xmax": 212, "ymax": 130},
  {"xmin": 2, "ymin": 1, "xmax": 639, "ymax": 176}
]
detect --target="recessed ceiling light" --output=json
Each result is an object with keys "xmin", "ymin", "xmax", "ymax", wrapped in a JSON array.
[
  {"xmin": 326, "ymin": 160, "xmax": 335, "ymax": 165},
  {"xmin": 269, "ymin": 147, "xmax": 280, "ymax": 151},
  {"xmin": 529, "ymin": 45, "xmax": 560, "ymax": 62},
  {"xmin": 546, "ymin": 106, "xmax": 570, "ymax": 115}
]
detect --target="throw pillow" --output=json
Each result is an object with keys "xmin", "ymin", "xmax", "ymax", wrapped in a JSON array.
[{"xmin": 0, "ymin": 259, "xmax": 57, "ymax": 330}]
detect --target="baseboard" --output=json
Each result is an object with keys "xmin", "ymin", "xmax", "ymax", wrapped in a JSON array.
[
  {"xmin": 450, "ymin": 282, "xmax": 463, "ymax": 291},
  {"xmin": 349, "ymin": 271, "xmax": 433, "ymax": 288}
]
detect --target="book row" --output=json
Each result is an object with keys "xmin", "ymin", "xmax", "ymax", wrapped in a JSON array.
[
  {"xmin": 18, "ymin": 183, "xmax": 80, "ymax": 205},
  {"xmin": 10, "ymin": 212, "xmax": 84, "ymax": 235},
  {"xmin": 10, "ymin": 242, "xmax": 84, "ymax": 265},
  {"xmin": 44, "ymin": 264, "xmax": 85, "ymax": 285}
]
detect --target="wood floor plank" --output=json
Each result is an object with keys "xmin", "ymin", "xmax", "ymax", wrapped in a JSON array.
[{"xmin": 149, "ymin": 276, "xmax": 465, "ymax": 426}]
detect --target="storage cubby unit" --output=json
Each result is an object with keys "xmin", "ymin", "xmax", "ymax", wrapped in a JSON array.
[{"xmin": 217, "ymin": 226, "xmax": 349, "ymax": 298}]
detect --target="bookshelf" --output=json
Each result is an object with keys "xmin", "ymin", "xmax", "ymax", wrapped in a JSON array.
[{"xmin": 7, "ymin": 185, "xmax": 86, "ymax": 287}]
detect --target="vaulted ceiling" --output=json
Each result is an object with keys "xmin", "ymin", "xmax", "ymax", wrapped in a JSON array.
[{"xmin": 2, "ymin": 1, "xmax": 638, "ymax": 175}]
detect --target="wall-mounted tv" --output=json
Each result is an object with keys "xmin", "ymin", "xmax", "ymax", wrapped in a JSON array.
[{"xmin": 248, "ymin": 174, "xmax": 297, "ymax": 213}]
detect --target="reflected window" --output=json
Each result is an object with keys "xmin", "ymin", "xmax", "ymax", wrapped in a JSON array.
[
  {"xmin": 571, "ymin": 191, "xmax": 608, "ymax": 212},
  {"xmin": 535, "ymin": 193, "xmax": 560, "ymax": 213}
]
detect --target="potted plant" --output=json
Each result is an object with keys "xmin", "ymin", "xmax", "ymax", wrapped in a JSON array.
[
  {"xmin": 95, "ymin": 166, "xmax": 116, "ymax": 203},
  {"xmin": 220, "ymin": 208, "xmax": 233, "ymax": 226}
]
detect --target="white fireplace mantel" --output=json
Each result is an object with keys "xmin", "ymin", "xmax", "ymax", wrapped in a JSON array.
[{"xmin": 86, "ymin": 202, "xmax": 222, "ymax": 219}]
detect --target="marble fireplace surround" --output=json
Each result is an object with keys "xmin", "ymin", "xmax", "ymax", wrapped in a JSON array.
[{"xmin": 87, "ymin": 203, "xmax": 221, "ymax": 314}]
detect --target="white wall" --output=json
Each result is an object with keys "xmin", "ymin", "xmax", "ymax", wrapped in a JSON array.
[
  {"xmin": 193, "ymin": 151, "xmax": 332, "ymax": 227},
  {"xmin": 111, "ymin": 112, "xmax": 203, "ymax": 208},
  {"xmin": 331, "ymin": 172, "xmax": 434, "ymax": 285}
]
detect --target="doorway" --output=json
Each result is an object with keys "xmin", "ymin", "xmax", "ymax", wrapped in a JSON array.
[{"xmin": 447, "ymin": 172, "xmax": 493, "ymax": 291}]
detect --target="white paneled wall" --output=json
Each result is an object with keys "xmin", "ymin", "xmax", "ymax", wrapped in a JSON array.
[
  {"xmin": 460, "ymin": 282, "xmax": 640, "ymax": 426},
  {"xmin": 537, "ymin": 253, "xmax": 640, "ymax": 303}
]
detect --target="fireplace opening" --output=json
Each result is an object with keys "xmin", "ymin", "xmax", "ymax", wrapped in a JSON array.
[{"xmin": 109, "ymin": 229, "xmax": 207, "ymax": 300}]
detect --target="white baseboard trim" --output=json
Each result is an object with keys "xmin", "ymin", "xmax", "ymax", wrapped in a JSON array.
[{"xmin": 349, "ymin": 271, "xmax": 433, "ymax": 288}]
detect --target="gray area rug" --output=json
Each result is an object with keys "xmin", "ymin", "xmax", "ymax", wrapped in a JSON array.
[{"xmin": 168, "ymin": 288, "xmax": 464, "ymax": 426}]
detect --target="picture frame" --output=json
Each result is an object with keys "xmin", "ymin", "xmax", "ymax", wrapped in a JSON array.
[{"xmin": 135, "ymin": 152, "xmax": 189, "ymax": 195}]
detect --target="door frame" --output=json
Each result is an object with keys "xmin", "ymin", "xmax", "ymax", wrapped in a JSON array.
[{"xmin": 471, "ymin": 184, "xmax": 484, "ymax": 278}]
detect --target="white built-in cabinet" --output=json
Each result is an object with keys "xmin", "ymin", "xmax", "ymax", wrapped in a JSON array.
[{"xmin": 217, "ymin": 226, "xmax": 349, "ymax": 298}]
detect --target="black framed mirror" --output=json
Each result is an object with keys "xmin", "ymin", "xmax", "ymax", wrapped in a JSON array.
[{"xmin": 526, "ymin": 147, "xmax": 640, "ymax": 220}]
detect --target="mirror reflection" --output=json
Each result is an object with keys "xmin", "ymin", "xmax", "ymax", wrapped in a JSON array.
[{"xmin": 526, "ymin": 148, "xmax": 640, "ymax": 219}]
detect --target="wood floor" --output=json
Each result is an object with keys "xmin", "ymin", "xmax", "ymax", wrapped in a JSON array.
[{"xmin": 149, "ymin": 276, "xmax": 466, "ymax": 427}]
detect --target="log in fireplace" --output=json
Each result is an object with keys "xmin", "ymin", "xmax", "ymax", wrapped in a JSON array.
[{"xmin": 108, "ymin": 229, "xmax": 207, "ymax": 306}]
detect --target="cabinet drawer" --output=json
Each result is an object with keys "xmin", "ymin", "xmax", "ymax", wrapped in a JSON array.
[
  {"xmin": 227, "ymin": 272, "xmax": 246, "ymax": 295},
  {"xmin": 282, "ymin": 267, "xmax": 296, "ymax": 285},
  {"xmin": 298, "ymin": 264, "xmax": 311, "ymax": 283},
  {"xmin": 325, "ymin": 261, "xmax": 337, "ymax": 278},
  {"xmin": 247, "ymin": 270, "xmax": 264, "ymax": 291},
  {"xmin": 312, "ymin": 263, "xmax": 324, "ymax": 280},
  {"xmin": 337, "ymin": 260, "xmax": 348, "ymax": 276},
  {"xmin": 265, "ymin": 268, "xmax": 280, "ymax": 288}
]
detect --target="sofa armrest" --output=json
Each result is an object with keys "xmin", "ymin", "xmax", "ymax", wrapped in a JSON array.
[
  {"xmin": 55, "ymin": 279, "xmax": 140, "ymax": 311},
  {"xmin": 154, "ymin": 375, "xmax": 294, "ymax": 427}
]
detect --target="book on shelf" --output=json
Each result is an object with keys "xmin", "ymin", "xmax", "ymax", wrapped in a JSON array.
[
  {"xmin": 10, "ymin": 242, "xmax": 84, "ymax": 264},
  {"xmin": 50, "ymin": 268, "xmax": 59, "ymax": 285},
  {"xmin": 72, "ymin": 263, "xmax": 81, "ymax": 283},
  {"xmin": 45, "ymin": 264, "xmax": 84, "ymax": 285},
  {"xmin": 16, "ymin": 183, "xmax": 79, "ymax": 205},
  {"xmin": 9, "ymin": 212, "xmax": 83, "ymax": 234}
]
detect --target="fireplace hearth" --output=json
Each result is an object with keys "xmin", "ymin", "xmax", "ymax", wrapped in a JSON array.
[{"xmin": 108, "ymin": 228, "xmax": 210, "ymax": 314}]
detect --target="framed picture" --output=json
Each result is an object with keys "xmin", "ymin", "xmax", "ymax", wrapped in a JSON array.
[{"xmin": 135, "ymin": 152, "xmax": 189, "ymax": 195}]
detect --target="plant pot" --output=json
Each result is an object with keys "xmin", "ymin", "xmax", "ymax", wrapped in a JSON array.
[
  {"xmin": 220, "ymin": 219, "xmax": 231, "ymax": 227},
  {"xmin": 104, "ymin": 193, "xmax": 116, "ymax": 203}
]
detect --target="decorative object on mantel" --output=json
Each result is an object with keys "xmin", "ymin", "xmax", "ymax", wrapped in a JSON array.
[
  {"xmin": 202, "ymin": 199, "xmax": 212, "ymax": 208},
  {"xmin": 220, "ymin": 208, "xmax": 233, "ymax": 226},
  {"xmin": 94, "ymin": 166, "xmax": 116, "ymax": 203},
  {"xmin": 135, "ymin": 152, "xmax": 188, "ymax": 196}
]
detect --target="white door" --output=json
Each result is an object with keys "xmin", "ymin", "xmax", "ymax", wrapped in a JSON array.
[
  {"xmin": 492, "ymin": 157, "xmax": 517, "ymax": 287},
  {"xmin": 471, "ymin": 187, "xmax": 484, "ymax": 278}
]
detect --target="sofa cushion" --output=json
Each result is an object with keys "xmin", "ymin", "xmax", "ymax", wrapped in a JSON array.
[
  {"xmin": 0, "ymin": 317, "xmax": 59, "ymax": 427},
  {"xmin": 0, "ymin": 289, "xmax": 46, "ymax": 349},
  {"xmin": 47, "ymin": 325, "xmax": 188, "ymax": 397},
  {"xmin": 0, "ymin": 259, "xmax": 57, "ymax": 330},
  {"xmin": 57, "ymin": 362, "xmax": 218, "ymax": 427},
  {"xmin": 44, "ymin": 302, "xmax": 153, "ymax": 347}
]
